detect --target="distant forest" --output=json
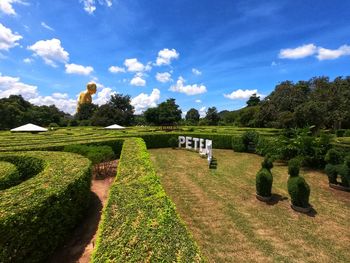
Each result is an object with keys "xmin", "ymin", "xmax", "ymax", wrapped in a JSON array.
[{"xmin": 1, "ymin": 76, "xmax": 349, "ymax": 130}]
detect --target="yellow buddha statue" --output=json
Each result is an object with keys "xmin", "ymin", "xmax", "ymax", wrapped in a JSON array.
[{"xmin": 77, "ymin": 82, "xmax": 97, "ymax": 112}]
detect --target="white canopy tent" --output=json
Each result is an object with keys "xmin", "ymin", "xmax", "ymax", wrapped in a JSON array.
[
  {"xmin": 10, "ymin": 123, "xmax": 48, "ymax": 132},
  {"xmin": 104, "ymin": 124, "xmax": 126, "ymax": 130}
]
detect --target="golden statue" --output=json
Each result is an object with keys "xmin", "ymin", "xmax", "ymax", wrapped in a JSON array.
[{"xmin": 77, "ymin": 82, "xmax": 97, "ymax": 112}]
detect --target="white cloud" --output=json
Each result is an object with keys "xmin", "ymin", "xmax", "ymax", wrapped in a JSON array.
[
  {"xmin": 130, "ymin": 73, "xmax": 146, "ymax": 86},
  {"xmin": 0, "ymin": 73, "xmax": 38, "ymax": 99},
  {"xmin": 124, "ymin": 58, "xmax": 146, "ymax": 72},
  {"xmin": 93, "ymin": 86, "xmax": 117, "ymax": 105},
  {"xmin": 41, "ymin": 22, "xmax": 54, "ymax": 31},
  {"xmin": 28, "ymin": 38, "xmax": 69, "ymax": 67},
  {"xmin": 80, "ymin": 0, "xmax": 112, "ymax": 14},
  {"xmin": 195, "ymin": 99, "xmax": 201, "ymax": 103},
  {"xmin": 131, "ymin": 88, "xmax": 160, "ymax": 114},
  {"xmin": 65, "ymin": 63, "xmax": 93, "ymax": 75},
  {"xmin": 169, "ymin": 76, "xmax": 207, "ymax": 95},
  {"xmin": 29, "ymin": 94, "xmax": 77, "ymax": 115},
  {"xmin": 23, "ymin": 57, "xmax": 33, "ymax": 64},
  {"xmin": 0, "ymin": 23, "xmax": 22, "ymax": 51},
  {"xmin": 156, "ymin": 48, "xmax": 179, "ymax": 66},
  {"xmin": 224, "ymin": 89, "xmax": 262, "ymax": 100},
  {"xmin": 279, "ymin": 44, "xmax": 317, "ymax": 59},
  {"xmin": 317, "ymin": 45, "xmax": 350, "ymax": 60},
  {"xmin": 199, "ymin": 106, "xmax": 206, "ymax": 118},
  {"xmin": 192, "ymin": 68, "xmax": 202, "ymax": 75},
  {"xmin": 156, "ymin": 72, "xmax": 171, "ymax": 83},
  {"xmin": 109, "ymin": 65, "xmax": 125, "ymax": 73},
  {"xmin": 0, "ymin": 0, "xmax": 26, "ymax": 15}
]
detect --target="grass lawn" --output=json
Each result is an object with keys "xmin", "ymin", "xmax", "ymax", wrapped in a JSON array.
[{"xmin": 150, "ymin": 149, "xmax": 350, "ymax": 263}]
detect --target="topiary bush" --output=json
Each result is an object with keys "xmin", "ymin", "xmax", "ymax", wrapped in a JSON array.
[
  {"xmin": 288, "ymin": 157, "xmax": 301, "ymax": 177},
  {"xmin": 287, "ymin": 176, "xmax": 310, "ymax": 208},
  {"xmin": 168, "ymin": 136, "xmax": 178, "ymax": 148},
  {"xmin": 261, "ymin": 157, "xmax": 273, "ymax": 170},
  {"xmin": 325, "ymin": 149, "xmax": 342, "ymax": 165},
  {"xmin": 325, "ymin": 164, "xmax": 339, "ymax": 184},
  {"xmin": 232, "ymin": 136, "xmax": 245, "ymax": 152},
  {"xmin": 242, "ymin": 130, "xmax": 259, "ymax": 152},
  {"xmin": 256, "ymin": 168, "xmax": 273, "ymax": 197},
  {"xmin": 338, "ymin": 155, "xmax": 350, "ymax": 187}
]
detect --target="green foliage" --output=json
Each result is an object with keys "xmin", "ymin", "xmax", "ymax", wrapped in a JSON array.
[
  {"xmin": 325, "ymin": 149, "xmax": 343, "ymax": 165},
  {"xmin": 92, "ymin": 138, "xmax": 204, "ymax": 262},
  {"xmin": 168, "ymin": 136, "xmax": 178, "ymax": 148},
  {"xmin": 186, "ymin": 108, "xmax": 200, "ymax": 124},
  {"xmin": 0, "ymin": 151, "xmax": 91, "ymax": 262},
  {"xmin": 64, "ymin": 144, "xmax": 115, "ymax": 164},
  {"xmin": 0, "ymin": 161, "xmax": 20, "ymax": 190},
  {"xmin": 344, "ymin": 130, "xmax": 350, "ymax": 137},
  {"xmin": 336, "ymin": 129, "xmax": 346, "ymax": 137},
  {"xmin": 205, "ymin": 107, "xmax": 220, "ymax": 126},
  {"xmin": 246, "ymin": 93, "xmax": 260, "ymax": 107},
  {"xmin": 75, "ymin": 103, "xmax": 98, "ymax": 121},
  {"xmin": 241, "ymin": 130, "xmax": 259, "ymax": 152},
  {"xmin": 231, "ymin": 136, "xmax": 245, "ymax": 152},
  {"xmin": 324, "ymin": 164, "xmax": 339, "ymax": 184},
  {"xmin": 287, "ymin": 176, "xmax": 310, "ymax": 208},
  {"xmin": 338, "ymin": 155, "xmax": 350, "ymax": 187},
  {"xmin": 288, "ymin": 157, "xmax": 301, "ymax": 177},
  {"xmin": 261, "ymin": 157, "xmax": 273, "ymax": 170},
  {"xmin": 256, "ymin": 168, "xmax": 273, "ymax": 197}
]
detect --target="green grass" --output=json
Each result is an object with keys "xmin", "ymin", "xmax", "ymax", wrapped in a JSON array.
[{"xmin": 150, "ymin": 148, "xmax": 350, "ymax": 263}]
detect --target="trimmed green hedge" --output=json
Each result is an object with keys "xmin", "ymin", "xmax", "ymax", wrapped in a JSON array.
[
  {"xmin": 64, "ymin": 144, "xmax": 115, "ymax": 164},
  {"xmin": 92, "ymin": 138, "xmax": 204, "ymax": 262},
  {"xmin": 0, "ymin": 161, "xmax": 20, "ymax": 190},
  {"xmin": 0, "ymin": 151, "xmax": 92, "ymax": 263}
]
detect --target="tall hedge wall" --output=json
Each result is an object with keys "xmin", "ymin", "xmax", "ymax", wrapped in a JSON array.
[
  {"xmin": 92, "ymin": 138, "xmax": 204, "ymax": 262},
  {"xmin": 0, "ymin": 151, "xmax": 92, "ymax": 263}
]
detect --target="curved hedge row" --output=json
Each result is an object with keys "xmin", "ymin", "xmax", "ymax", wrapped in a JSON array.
[
  {"xmin": 0, "ymin": 151, "xmax": 92, "ymax": 263},
  {"xmin": 0, "ymin": 161, "xmax": 19, "ymax": 190},
  {"xmin": 92, "ymin": 138, "xmax": 204, "ymax": 262}
]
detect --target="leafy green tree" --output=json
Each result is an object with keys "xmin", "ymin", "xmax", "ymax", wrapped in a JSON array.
[
  {"xmin": 158, "ymin": 98, "xmax": 182, "ymax": 125},
  {"xmin": 205, "ymin": 107, "xmax": 220, "ymax": 126},
  {"xmin": 108, "ymin": 94, "xmax": 134, "ymax": 126},
  {"xmin": 75, "ymin": 103, "xmax": 98, "ymax": 120},
  {"xmin": 246, "ymin": 93, "xmax": 260, "ymax": 107},
  {"xmin": 144, "ymin": 107, "xmax": 160, "ymax": 125},
  {"xmin": 185, "ymin": 108, "xmax": 200, "ymax": 124}
]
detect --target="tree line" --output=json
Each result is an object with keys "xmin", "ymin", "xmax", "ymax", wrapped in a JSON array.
[{"xmin": 0, "ymin": 76, "xmax": 349, "ymax": 130}]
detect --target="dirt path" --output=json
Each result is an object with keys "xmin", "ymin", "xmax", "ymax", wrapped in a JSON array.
[{"xmin": 50, "ymin": 160, "xmax": 117, "ymax": 263}]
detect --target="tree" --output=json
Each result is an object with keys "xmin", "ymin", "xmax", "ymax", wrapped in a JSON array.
[
  {"xmin": 108, "ymin": 94, "xmax": 134, "ymax": 126},
  {"xmin": 158, "ymin": 98, "xmax": 182, "ymax": 125},
  {"xmin": 246, "ymin": 93, "xmax": 260, "ymax": 107},
  {"xmin": 75, "ymin": 103, "xmax": 98, "ymax": 121},
  {"xmin": 185, "ymin": 108, "xmax": 200, "ymax": 124},
  {"xmin": 205, "ymin": 107, "xmax": 220, "ymax": 125},
  {"xmin": 144, "ymin": 107, "xmax": 160, "ymax": 125}
]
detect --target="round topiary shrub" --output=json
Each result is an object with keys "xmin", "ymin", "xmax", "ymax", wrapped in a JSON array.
[
  {"xmin": 338, "ymin": 155, "xmax": 350, "ymax": 187},
  {"xmin": 256, "ymin": 168, "xmax": 273, "ymax": 198},
  {"xmin": 261, "ymin": 157, "xmax": 273, "ymax": 171},
  {"xmin": 242, "ymin": 130, "xmax": 259, "ymax": 152},
  {"xmin": 287, "ymin": 176, "xmax": 310, "ymax": 208},
  {"xmin": 232, "ymin": 137, "xmax": 245, "ymax": 152},
  {"xmin": 324, "ymin": 163, "xmax": 338, "ymax": 184},
  {"xmin": 288, "ymin": 157, "xmax": 301, "ymax": 177},
  {"xmin": 168, "ymin": 137, "xmax": 178, "ymax": 149},
  {"xmin": 325, "ymin": 149, "xmax": 342, "ymax": 165}
]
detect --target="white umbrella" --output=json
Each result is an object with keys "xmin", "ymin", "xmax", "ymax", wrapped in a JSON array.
[
  {"xmin": 10, "ymin": 123, "xmax": 48, "ymax": 132},
  {"xmin": 104, "ymin": 124, "xmax": 126, "ymax": 129}
]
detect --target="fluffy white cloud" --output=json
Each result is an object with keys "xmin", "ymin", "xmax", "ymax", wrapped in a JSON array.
[
  {"xmin": 28, "ymin": 38, "xmax": 69, "ymax": 67},
  {"xmin": 279, "ymin": 44, "xmax": 317, "ymax": 59},
  {"xmin": 156, "ymin": 48, "xmax": 179, "ymax": 66},
  {"xmin": 130, "ymin": 73, "xmax": 146, "ymax": 86},
  {"xmin": 156, "ymin": 72, "xmax": 171, "ymax": 83},
  {"xmin": 23, "ymin": 57, "xmax": 33, "ymax": 64},
  {"xmin": 124, "ymin": 58, "xmax": 147, "ymax": 72},
  {"xmin": 93, "ymin": 86, "xmax": 117, "ymax": 105},
  {"xmin": 224, "ymin": 89, "xmax": 262, "ymax": 100},
  {"xmin": 317, "ymin": 45, "xmax": 350, "ymax": 60},
  {"xmin": 0, "ymin": 0, "xmax": 26, "ymax": 15},
  {"xmin": 192, "ymin": 68, "xmax": 202, "ymax": 75},
  {"xmin": 199, "ymin": 106, "xmax": 206, "ymax": 118},
  {"xmin": 109, "ymin": 65, "xmax": 125, "ymax": 73},
  {"xmin": 41, "ymin": 22, "xmax": 54, "ymax": 31},
  {"xmin": 65, "ymin": 63, "xmax": 93, "ymax": 75},
  {"xmin": 195, "ymin": 99, "xmax": 201, "ymax": 103},
  {"xmin": 0, "ymin": 74, "xmax": 38, "ymax": 99},
  {"xmin": 131, "ymin": 88, "xmax": 160, "ymax": 114},
  {"xmin": 29, "ymin": 94, "xmax": 77, "ymax": 115},
  {"xmin": 169, "ymin": 76, "xmax": 207, "ymax": 95},
  {"xmin": 0, "ymin": 23, "xmax": 22, "ymax": 51},
  {"xmin": 80, "ymin": 0, "xmax": 113, "ymax": 14}
]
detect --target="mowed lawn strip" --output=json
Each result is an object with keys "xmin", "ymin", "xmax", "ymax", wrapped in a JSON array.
[{"xmin": 150, "ymin": 149, "xmax": 350, "ymax": 263}]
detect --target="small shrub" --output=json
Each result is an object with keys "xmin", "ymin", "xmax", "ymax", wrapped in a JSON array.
[
  {"xmin": 168, "ymin": 137, "xmax": 178, "ymax": 148},
  {"xmin": 338, "ymin": 155, "xmax": 350, "ymax": 187},
  {"xmin": 288, "ymin": 157, "xmax": 301, "ymax": 177},
  {"xmin": 287, "ymin": 176, "xmax": 310, "ymax": 208},
  {"xmin": 325, "ymin": 149, "xmax": 342, "ymax": 165},
  {"xmin": 256, "ymin": 168, "xmax": 273, "ymax": 197},
  {"xmin": 344, "ymin": 129, "xmax": 350, "ymax": 137},
  {"xmin": 336, "ymin": 129, "xmax": 346, "ymax": 137},
  {"xmin": 324, "ymin": 164, "xmax": 338, "ymax": 184},
  {"xmin": 242, "ymin": 130, "xmax": 259, "ymax": 152},
  {"xmin": 232, "ymin": 136, "xmax": 245, "ymax": 152},
  {"xmin": 261, "ymin": 157, "xmax": 273, "ymax": 170}
]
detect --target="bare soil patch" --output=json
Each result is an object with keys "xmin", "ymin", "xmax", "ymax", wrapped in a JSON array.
[{"xmin": 49, "ymin": 160, "xmax": 117, "ymax": 263}]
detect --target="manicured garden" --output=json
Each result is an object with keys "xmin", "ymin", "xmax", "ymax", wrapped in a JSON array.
[{"xmin": 150, "ymin": 148, "xmax": 350, "ymax": 263}]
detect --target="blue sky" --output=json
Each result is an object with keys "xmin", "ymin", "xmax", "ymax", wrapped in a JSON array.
[{"xmin": 1, "ymin": 0, "xmax": 350, "ymax": 115}]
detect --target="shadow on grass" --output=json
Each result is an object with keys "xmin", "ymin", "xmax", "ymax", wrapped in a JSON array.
[{"xmin": 266, "ymin": 193, "xmax": 288, "ymax": 206}]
